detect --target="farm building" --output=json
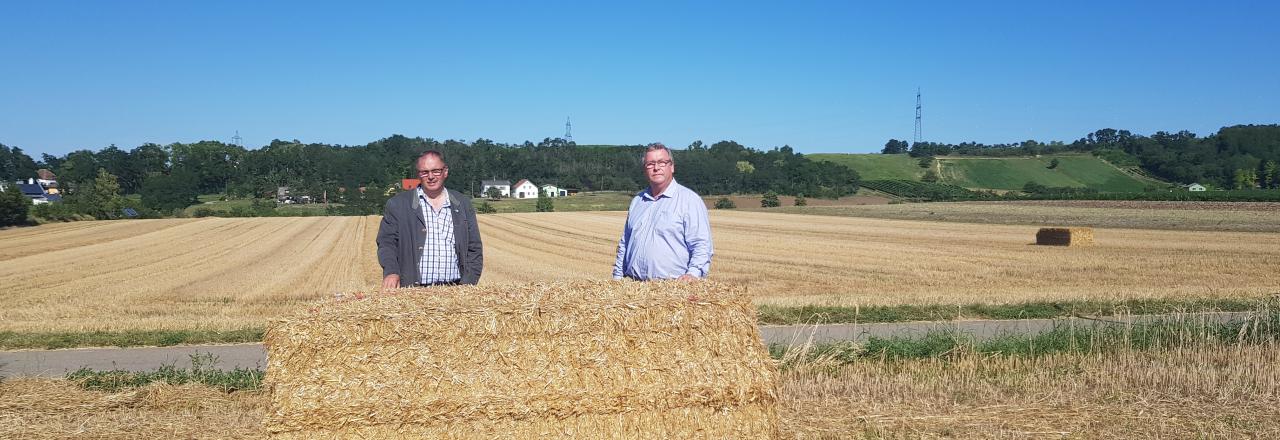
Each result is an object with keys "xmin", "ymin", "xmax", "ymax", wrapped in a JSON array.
[
  {"xmin": 1186, "ymin": 183, "xmax": 1206, "ymax": 192},
  {"xmin": 481, "ymin": 179, "xmax": 511, "ymax": 198},
  {"xmin": 540, "ymin": 184, "xmax": 566, "ymax": 197},
  {"xmin": 511, "ymin": 179, "xmax": 539, "ymax": 199}
]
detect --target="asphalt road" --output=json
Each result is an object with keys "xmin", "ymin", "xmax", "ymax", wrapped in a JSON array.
[{"xmin": 0, "ymin": 312, "xmax": 1255, "ymax": 378}]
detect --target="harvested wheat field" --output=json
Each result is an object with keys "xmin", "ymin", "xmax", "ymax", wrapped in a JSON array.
[
  {"xmin": 4, "ymin": 342, "xmax": 1277, "ymax": 439},
  {"xmin": 2, "ymin": 209, "xmax": 1279, "ymax": 332},
  {"xmin": 0, "ymin": 216, "xmax": 383, "ymax": 333},
  {"xmin": 479, "ymin": 210, "xmax": 1280, "ymax": 308}
]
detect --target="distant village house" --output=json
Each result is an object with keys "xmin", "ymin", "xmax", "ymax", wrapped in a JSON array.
[
  {"xmin": 511, "ymin": 179, "xmax": 539, "ymax": 199},
  {"xmin": 540, "ymin": 184, "xmax": 566, "ymax": 198},
  {"xmin": 481, "ymin": 179, "xmax": 511, "ymax": 198},
  {"xmin": 13, "ymin": 178, "xmax": 59, "ymax": 204}
]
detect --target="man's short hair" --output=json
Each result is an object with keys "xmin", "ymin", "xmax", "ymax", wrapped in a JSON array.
[
  {"xmin": 645, "ymin": 142, "xmax": 673, "ymax": 164},
  {"xmin": 418, "ymin": 150, "xmax": 446, "ymax": 164}
]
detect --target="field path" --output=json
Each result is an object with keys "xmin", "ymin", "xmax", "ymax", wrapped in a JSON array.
[{"xmin": 1, "ymin": 312, "xmax": 1256, "ymax": 377}]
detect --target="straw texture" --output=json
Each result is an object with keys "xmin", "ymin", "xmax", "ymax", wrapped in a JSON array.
[
  {"xmin": 1036, "ymin": 227, "xmax": 1095, "ymax": 246},
  {"xmin": 263, "ymin": 281, "xmax": 781, "ymax": 439}
]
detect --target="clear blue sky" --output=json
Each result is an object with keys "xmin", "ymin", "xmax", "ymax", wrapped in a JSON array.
[{"xmin": 2, "ymin": 0, "xmax": 1277, "ymax": 157}]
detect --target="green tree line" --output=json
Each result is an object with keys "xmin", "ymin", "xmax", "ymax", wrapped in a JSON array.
[
  {"xmin": 882, "ymin": 124, "xmax": 1280, "ymax": 189},
  {"xmin": 2, "ymin": 136, "xmax": 860, "ymax": 219}
]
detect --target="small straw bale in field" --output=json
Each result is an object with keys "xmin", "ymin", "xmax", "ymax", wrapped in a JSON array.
[
  {"xmin": 263, "ymin": 280, "xmax": 781, "ymax": 439},
  {"xmin": 1036, "ymin": 227, "xmax": 1095, "ymax": 246}
]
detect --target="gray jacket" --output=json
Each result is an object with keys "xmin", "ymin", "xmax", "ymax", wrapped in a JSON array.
[{"xmin": 376, "ymin": 188, "xmax": 483, "ymax": 285}]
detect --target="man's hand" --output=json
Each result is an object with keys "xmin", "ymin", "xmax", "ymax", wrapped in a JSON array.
[
  {"xmin": 382, "ymin": 274, "xmax": 401, "ymax": 290},
  {"xmin": 678, "ymin": 274, "xmax": 698, "ymax": 282}
]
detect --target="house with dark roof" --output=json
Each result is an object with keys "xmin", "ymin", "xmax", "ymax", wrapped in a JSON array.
[{"xmin": 16, "ymin": 179, "xmax": 50, "ymax": 204}]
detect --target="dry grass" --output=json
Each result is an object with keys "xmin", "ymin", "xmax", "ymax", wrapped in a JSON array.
[
  {"xmin": 2, "ymin": 209, "xmax": 1278, "ymax": 333},
  {"xmin": 0, "ymin": 378, "xmax": 265, "ymax": 439},
  {"xmin": 780, "ymin": 342, "xmax": 1280, "ymax": 438},
  {"xmin": 5, "ymin": 342, "xmax": 1276, "ymax": 438}
]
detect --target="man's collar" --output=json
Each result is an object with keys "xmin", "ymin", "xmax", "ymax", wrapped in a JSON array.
[
  {"xmin": 642, "ymin": 180, "xmax": 682, "ymax": 201},
  {"xmin": 417, "ymin": 187, "xmax": 452, "ymax": 207}
]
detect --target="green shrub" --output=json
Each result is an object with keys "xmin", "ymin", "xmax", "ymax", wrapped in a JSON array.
[
  {"xmin": 250, "ymin": 199, "xmax": 277, "ymax": 216},
  {"xmin": 761, "ymin": 191, "xmax": 780, "ymax": 208},
  {"xmin": 30, "ymin": 202, "xmax": 88, "ymax": 223},
  {"xmin": 714, "ymin": 197, "xmax": 736, "ymax": 209},
  {"xmin": 0, "ymin": 185, "xmax": 31, "ymax": 226},
  {"xmin": 535, "ymin": 192, "xmax": 554, "ymax": 212},
  {"xmin": 793, "ymin": 194, "xmax": 807, "ymax": 206},
  {"xmin": 476, "ymin": 201, "xmax": 497, "ymax": 214}
]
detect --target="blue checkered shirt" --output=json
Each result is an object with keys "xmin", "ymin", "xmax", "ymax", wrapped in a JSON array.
[{"xmin": 417, "ymin": 188, "xmax": 460, "ymax": 284}]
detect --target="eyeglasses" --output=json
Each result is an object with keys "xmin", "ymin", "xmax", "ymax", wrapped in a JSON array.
[
  {"xmin": 643, "ymin": 160, "xmax": 672, "ymax": 169},
  {"xmin": 417, "ymin": 168, "xmax": 447, "ymax": 177}
]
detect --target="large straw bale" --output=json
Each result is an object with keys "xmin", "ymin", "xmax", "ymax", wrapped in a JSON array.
[
  {"xmin": 263, "ymin": 280, "xmax": 781, "ymax": 439},
  {"xmin": 1036, "ymin": 227, "xmax": 1095, "ymax": 246}
]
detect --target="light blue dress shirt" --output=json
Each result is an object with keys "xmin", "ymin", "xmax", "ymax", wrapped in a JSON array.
[{"xmin": 612, "ymin": 180, "xmax": 714, "ymax": 280}]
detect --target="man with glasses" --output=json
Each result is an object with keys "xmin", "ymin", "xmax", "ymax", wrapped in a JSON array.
[
  {"xmin": 612, "ymin": 142, "xmax": 713, "ymax": 281},
  {"xmin": 377, "ymin": 150, "xmax": 483, "ymax": 288}
]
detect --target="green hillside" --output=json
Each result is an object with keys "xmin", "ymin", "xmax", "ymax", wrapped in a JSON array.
[
  {"xmin": 808, "ymin": 153, "xmax": 922, "ymax": 180},
  {"xmin": 937, "ymin": 155, "xmax": 1149, "ymax": 191},
  {"xmin": 813, "ymin": 153, "xmax": 1154, "ymax": 192}
]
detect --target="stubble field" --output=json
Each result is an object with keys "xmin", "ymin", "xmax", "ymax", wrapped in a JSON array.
[
  {"xmin": 5, "ymin": 342, "xmax": 1278, "ymax": 439},
  {"xmin": 4, "ymin": 204, "xmax": 1280, "ymax": 438},
  {"xmin": 2, "ymin": 208, "xmax": 1278, "ymax": 333}
]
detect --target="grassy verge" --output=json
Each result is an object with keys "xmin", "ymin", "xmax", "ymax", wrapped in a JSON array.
[
  {"xmin": 66, "ymin": 353, "xmax": 264, "ymax": 392},
  {"xmin": 771, "ymin": 311, "xmax": 1280, "ymax": 367},
  {"xmin": 0, "ymin": 328, "xmax": 263, "ymax": 350},
  {"xmin": 757, "ymin": 297, "xmax": 1272, "ymax": 325}
]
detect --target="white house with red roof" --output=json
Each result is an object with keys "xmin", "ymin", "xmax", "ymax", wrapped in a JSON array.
[{"xmin": 511, "ymin": 179, "xmax": 539, "ymax": 199}]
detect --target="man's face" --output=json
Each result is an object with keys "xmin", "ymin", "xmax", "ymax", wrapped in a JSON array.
[
  {"xmin": 643, "ymin": 149, "xmax": 674, "ymax": 188},
  {"xmin": 416, "ymin": 155, "xmax": 449, "ymax": 193}
]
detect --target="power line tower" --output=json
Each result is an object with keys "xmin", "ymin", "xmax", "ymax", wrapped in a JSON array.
[
  {"xmin": 564, "ymin": 116, "xmax": 573, "ymax": 142},
  {"xmin": 232, "ymin": 130, "xmax": 243, "ymax": 148},
  {"xmin": 913, "ymin": 88, "xmax": 922, "ymax": 145}
]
